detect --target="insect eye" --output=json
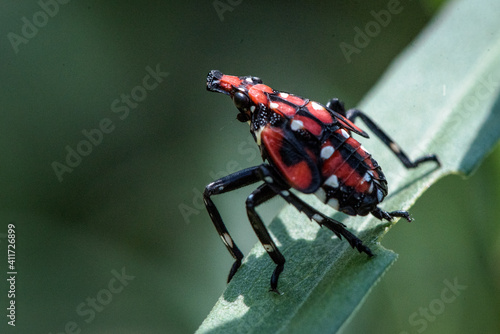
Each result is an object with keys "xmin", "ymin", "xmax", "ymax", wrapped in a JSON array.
[{"xmin": 233, "ymin": 91, "xmax": 250, "ymax": 110}]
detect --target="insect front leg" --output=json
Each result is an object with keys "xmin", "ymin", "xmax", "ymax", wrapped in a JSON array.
[
  {"xmin": 326, "ymin": 98, "xmax": 440, "ymax": 168},
  {"xmin": 204, "ymin": 166, "xmax": 263, "ymax": 283}
]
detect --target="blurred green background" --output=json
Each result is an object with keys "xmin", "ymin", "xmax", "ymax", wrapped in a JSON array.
[{"xmin": 1, "ymin": 0, "xmax": 499, "ymax": 333}]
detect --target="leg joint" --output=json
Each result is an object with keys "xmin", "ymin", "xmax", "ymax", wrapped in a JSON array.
[
  {"xmin": 326, "ymin": 98, "xmax": 346, "ymax": 115},
  {"xmin": 245, "ymin": 193, "xmax": 255, "ymax": 208}
]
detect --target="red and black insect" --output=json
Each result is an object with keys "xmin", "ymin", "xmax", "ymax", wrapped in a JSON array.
[{"xmin": 204, "ymin": 70, "xmax": 439, "ymax": 293}]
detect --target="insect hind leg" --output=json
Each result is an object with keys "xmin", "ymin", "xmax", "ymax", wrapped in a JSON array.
[
  {"xmin": 264, "ymin": 182, "xmax": 373, "ymax": 256},
  {"xmin": 345, "ymin": 108, "xmax": 440, "ymax": 168},
  {"xmin": 326, "ymin": 98, "xmax": 440, "ymax": 169},
  {"xmin": 326, "ymin": 98, "xmax": 348, "ymax": 116},
  {"xmin": 289, "ymin": 196, "xmax": 374, "ymax": 256}
]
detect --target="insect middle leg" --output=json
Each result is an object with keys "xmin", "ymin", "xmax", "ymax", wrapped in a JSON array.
[
  {"xmin": 245, "ymin": 184, "xmax": 285, "ymax": 293},
  {"xmin": 204, "ymin": 166, "xmax": 264, "ymax": 284},
  {"xmin": 326, "ymin": 98, "xmax": 440, "ymax": 168}
]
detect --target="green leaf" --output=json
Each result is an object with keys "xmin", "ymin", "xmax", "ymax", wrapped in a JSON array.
[{"xmin": 197, "ymin": 0, "xmax": 500, "ymax": 332}]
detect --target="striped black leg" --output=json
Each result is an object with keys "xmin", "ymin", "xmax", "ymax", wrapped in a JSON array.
[
  {"xmin": 257, "ymin": 165, "xmax": 373, "ymax": 257},
  {"xmin": 204, "ymin": 166, "xmax": 264, "ymax": 283},
  {"xmin": 326, "ymin": 98, "xmax": 440, "ymax": 168},
  {"xmin": 245, "ymin": 184, "xmax": 285, "ymax": 294},
  {"xmin": 280, "ymin": 189, "xmax": 373, "ymax": 256}
]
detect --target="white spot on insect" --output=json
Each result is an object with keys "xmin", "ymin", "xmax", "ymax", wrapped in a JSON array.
[
  {"xmin": 218, "ymin": 185, "xmax": 224, "ymax": 191},
  {"xmin": 377, "ymin": 189, "xmax": 384, "ymax": 202},
  {"xmin": 363, "ymin": 172, "xmax": 371, "ymax": 183},
  {"xmin": 320, "ymin": 146, "xmax": 335, "ymax": 160},
  {"xmin": 390, "ymin": 142, "xmax": 401, "ymax": 154},
  {"xmin": 341, "ymin": 129, "xmax": 349, "ymax": 138},
  {"xmin": 245, "ymin": 77, "xmax": 253, "ymax": 83},
  {"xmin": 291, "ymin": 119, "xmax": 304, "ymax": 131},
  {"xmin": 279, "ymin": 92, "xmax": 289, "ymax": 98},
  {"xmin": 250, "ymin": 105, "xmax": 256, "ymax": 112},
  {"xmin": 222, "ymin": 233, "xmax": 233, "ymax": 248},
  {"xmin": 311, "ymin": 101, "xmax": 323, "ymax": 111},
  {"xmin": 368, "ymin": 183, "xmax": 374, "ymax": 193},
  {"xmin": 264, "ymin": 176, "xmax": 273, "ymax": 183},
  {"xmin": 254, "ymin": 127, "xmax": 263, "ymax": 145},
  {"xmin": 327, "ymin": 198, "xmax": 340, "ymax": 210},
  {"xmin": 360, "ymin": 145, "xmax": 370, "ymax": 155},
  {"xmin": 280, "ymin": 190, "xmax": 290, "ymax": 197},
  {"xmin": 315, "ymin": 187, "xmax": 327, "ymax": 203},
  {"xmin": 270, "ymin": 102, "xmax": 279, "ymax": 109},
  {"xmin": 263, "ymin": 244, "xmax": 274, "ymax": 252},
  {"xmin": 312, "ymin": 213, "xmax": 324, "ymax": 223},
  {"xmin": 324, "ymin": 175, "xmax": 339, "ymax": 188}
]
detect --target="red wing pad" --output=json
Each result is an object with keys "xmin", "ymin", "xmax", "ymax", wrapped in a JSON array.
[
  {"xmin": 278, "ymin": 92, "xmax": 306, "ymax": 106},
  {"xmin": 305, "ymin": 101, "xmax": 334, "ymax": 124},
  {"xmin": 261, "ymin": 126, "xmax": 321, "ymax": 193},
  {"xmin": 269, "ymin": 100, "xmax": 297, "ymax": 117},
  {"xmin": 291, "ymin": 114, "xmax": 323, "ymax": 136}
]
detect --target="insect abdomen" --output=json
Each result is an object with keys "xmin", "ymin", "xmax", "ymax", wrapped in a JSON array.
[{"xmin": 315, "ymin": 128, "xmax": 387, "ymax": 216}]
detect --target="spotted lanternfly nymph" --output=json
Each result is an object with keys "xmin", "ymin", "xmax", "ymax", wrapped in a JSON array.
[{"xmin": 204, "ymin": 70, "xmax": 440, "ymax": 293}]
